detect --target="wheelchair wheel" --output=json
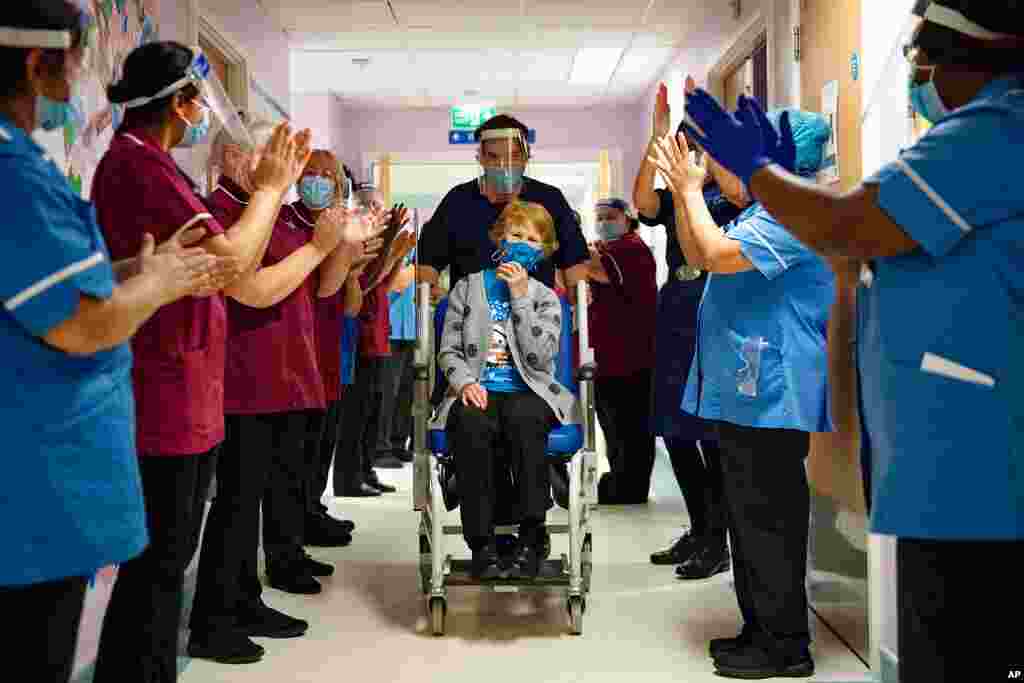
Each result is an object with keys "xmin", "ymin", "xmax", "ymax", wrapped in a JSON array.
[
  {"xmin": 429, "ymin": 597, "xmax": 446, "ymax": 636},
  {"xmin": 568, "ymin": 596, "xmax": 585, "ymax": 636}
]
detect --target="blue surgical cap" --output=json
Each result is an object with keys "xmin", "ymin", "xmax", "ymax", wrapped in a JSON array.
[{"xmin": 765, "ymin": 109, "xmax": 832, "ymax": 177}]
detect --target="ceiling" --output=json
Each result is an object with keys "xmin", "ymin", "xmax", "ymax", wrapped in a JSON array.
[{"xmin": 272, "ymin": 0, "xmax": 754, "ymax": 109}]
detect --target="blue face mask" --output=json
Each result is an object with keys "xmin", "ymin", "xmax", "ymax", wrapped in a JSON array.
[
  {"xmin": 299, "ymin": 175, "xmax": 336, "ymax": 210},
  {"xmin": 485, "ymin": 167, "xmax": 524, "ymax": 194},
  {"xmin": 36, "ymin": 93, "xmax": 84, "ymax": 132},
  {"xmin": 499, "ymin": 239, "xmax": 545, "ymax": 272},
  {"xmin": 595, "ymin": 221, "xmax": 627, "ymax": 241},
  {"xmin": 909, "ymin": 69, "xmax": 949, "ymax": 124},
  {"xmin": 177, "ymin": 106, "xmax": 211, "ymax": 148}
]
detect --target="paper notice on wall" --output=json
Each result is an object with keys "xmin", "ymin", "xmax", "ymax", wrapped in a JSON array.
[{"xmin": 819, "ymin": 80, "xmax": 840, "ymax": 185}]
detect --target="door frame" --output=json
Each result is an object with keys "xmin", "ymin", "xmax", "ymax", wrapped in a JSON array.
[{"xmin": 707, "ymin": 11, "xmax": 770, "ymax": 109}]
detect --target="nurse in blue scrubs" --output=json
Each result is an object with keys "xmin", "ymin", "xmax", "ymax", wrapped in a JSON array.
[
  {"xmin": 634, "ymin": 83, "xmax": 742, "ymax": 578},
  {"xmin": 682, "ymin": 2, "xmax": 1023, "ymax": 680},
  {"xmin": 650, "ymin": 107, "xmax": 833, "ymax": 680},
  {"xmin": 0, "ymin": 2, "xmax": 232, "ymax": 679}
]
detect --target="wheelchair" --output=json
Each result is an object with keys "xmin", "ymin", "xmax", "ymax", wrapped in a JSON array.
[{"xmin": 411, "ymin": 281, "xmax": 599, "ymax": 636}]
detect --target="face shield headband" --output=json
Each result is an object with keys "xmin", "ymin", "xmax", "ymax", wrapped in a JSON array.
[
  {"xmin": 119, "ymin": 46, "xmax": 254, "ymax": 150},
  {"xmin": 477, "ymin": 127, "xmax": 529, "ymax": 198}
]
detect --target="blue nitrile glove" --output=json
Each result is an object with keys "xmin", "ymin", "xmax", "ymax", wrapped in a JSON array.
[
  {"xmin": 682, "ymin": 89, "xmax": 774, "ymax": 186},
  {"xmin": 738, "ymin": 94, "xmax": 797, "ymax": 175}
]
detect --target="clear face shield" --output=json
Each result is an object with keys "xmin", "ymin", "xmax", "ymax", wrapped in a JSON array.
[
  {"xmin": 119, "ymin": 46, "xmax": 253, "ymax": 150},
  {"xmin": 477, "ymin": 128, "xmax": 529, "ymax": 203},
  {"xmin": 861, "ymin": 2, "xmax": 928, "ymax": 124}
]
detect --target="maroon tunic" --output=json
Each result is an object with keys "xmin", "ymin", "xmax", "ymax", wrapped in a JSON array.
[
  {"xmin": 92, "ymin": 129, "xmax": 228, "ymax": 456},
  {"xmin": 206, "ymin": 177, "xmax": 326, "ymax": 414}
]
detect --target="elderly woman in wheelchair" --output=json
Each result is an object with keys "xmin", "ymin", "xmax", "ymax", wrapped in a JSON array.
[{"xmin": 430, "ymin": 202, "xmax": 573, "ymax": 581}]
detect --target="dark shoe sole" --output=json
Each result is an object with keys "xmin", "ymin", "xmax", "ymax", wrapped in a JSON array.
[
  {"xmin": 305, "ymin": 536, "xmax": 353, "ymax": 548},
  {"xmin": 187, "ymin": 644, "xmax": 264, "ymax": 664},
  {"xmin": 713, "ymin": 661, "xmax": 814, "ymax": 679},
  {"xmin": 650, "ymin": 550, "xmax": 694, "ymax": 566},
  {"xmin": 335, "ymin": 488, "xmax": 381, "ymax": 497},
  {"xmin": 245, "ymin": 623, "xmax": 308, "ymax": 639},
  {"xmin": 267, "ymin": 578, "xmax": 322, "ymax": 595},
  {"xmin": 676, "ymin": 557, "xmax": 731, "ymax": 580}
]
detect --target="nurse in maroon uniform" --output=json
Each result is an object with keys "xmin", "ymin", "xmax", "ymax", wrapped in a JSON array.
[
  {"xmin": 90, "ymin": 42, "xmax": 311, "ymax": 678},
  {"xmin": 288, "ymin": 153, "xmax": 366, "ymax": 547},
  {"xmin": 190, "ymin": 127, "xmax": 367, "ymax": 662}
]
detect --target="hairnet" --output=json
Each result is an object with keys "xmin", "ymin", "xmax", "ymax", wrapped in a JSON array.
[
  {"xmin": 595, "ymin": 197, "xmax": 633, "ymax": 217},
  {"xmin": 765, "ymin": 109, "xmax": 832, "ymax": 177}
]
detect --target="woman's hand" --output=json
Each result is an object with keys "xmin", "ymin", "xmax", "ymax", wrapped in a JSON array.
[
  {"xmin": 649, "ymin": 132, "xmax": 707, "ymax": 195},
  {"xmin": 250, "ymin": 124, "xmax": 314, "ymax": 195},
  {"xmin": 496, "ymin": 261, "xmax": 529, "ymax": 298},
  {"xmin": 136, "ymin": 233, "xmax": 235, "ymax": 305},
  {"xmin": 460, "ymin": 382, "xmax": 488, "ymax": 410}
]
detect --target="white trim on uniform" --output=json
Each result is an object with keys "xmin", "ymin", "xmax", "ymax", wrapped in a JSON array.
[
  {"xmin": 920, "ymin": 352, "xmax": 995, "ymax": 388},
  {"xmin": 742, "ymin": 223, "xmax": 788, "ymax": 271},
  {"xmin": 180, "ymin": 213, "xmax": 213, "ymax": 231},
  {"xmin": 214, "ymin": 184, "xmax": 248, "ymax": 206},
  {"xmin": 894, "ymin": 158, "xmax": 973, "ymax": 235},
  {"xmin": 5, "ymin": 251, "xmax": 105, "ymax": 311},
  {"xmin": 602, "ymin": 251, "xmax": 625, "ymax": 286},
  {"xmin": 0, "ymin": 126, "xmax": 11, "ymax": 142}
]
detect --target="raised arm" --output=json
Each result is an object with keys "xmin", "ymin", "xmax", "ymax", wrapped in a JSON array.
[{"xmin": 634, "ymin": 83, "xmax": 671, "ymax": 219}]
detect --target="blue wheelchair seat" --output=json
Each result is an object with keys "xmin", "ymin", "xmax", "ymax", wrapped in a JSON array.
[{"xmin": 428, "ymin": 294, "xmax": 583, "ymax": 458}]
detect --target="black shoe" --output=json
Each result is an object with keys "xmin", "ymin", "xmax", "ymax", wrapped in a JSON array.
[
  {"xmin": 336, "ymin": 483, "xmax": 382, "ymax": 497},
  {"xmin": 304, "ymin": 519, "xmax": 353, "ymax": 547},
  {"xmin": 374, "ymin": 454, "xmax": 405, "ymax": 469},
  {"xmin": 187, "ymin": 631, "xmax": 264, "ymax": 664},
  {"xmin": 713, "ymin": 642, "xmax": 814, "ymax": 679},
  {"xmin": 650, "ymin": 531, "xmax": 700, "ymax": 565},
  {"xmin": 393, "ymin": 448, "xmax": 414, "ymax": 463},
  {"xmin": 267, "ymin": 569, "xmax": 322, "ymax": 595},
  {"xmin": 237, "ymin": 602, "xmax": 309, "ymax": 639},
  {"xmin": 312, "ymin": 510, "xmax": 356, "ymax": 533},
  {"xmin": 365, "ymin": 475, "xmax": 396, "ymax": 493},
  {"xmin": 710, "ymin": 625, "xmax": 758, "ymax": 658},
  {"xmin": 675, "ymin": 543, "xmax": 731, "ymax": 580},
  {"xmin": 509, "ymin": 542, "xmax": 542, "ymax": 580},
  {"xmin": 302, "ymin": 553, "xmax": 335, "ymax": 577},
  {"xmin": 471, "ymin": 543, "xmax": 504, "ymax": 580}
]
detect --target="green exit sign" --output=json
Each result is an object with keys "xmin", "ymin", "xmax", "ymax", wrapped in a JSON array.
[{"xmin": 450, "ymin": 104, "xmax": 497, "ymax": 131}]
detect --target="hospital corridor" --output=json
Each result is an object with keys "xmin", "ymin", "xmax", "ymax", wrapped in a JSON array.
[{"xmin": 2, "ymin": 1, "xmax": 1021, "ymax": 682}]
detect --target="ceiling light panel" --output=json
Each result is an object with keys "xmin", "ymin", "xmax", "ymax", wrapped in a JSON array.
[
  {"xmin": 291, "ymin": 50, "xmax": 413, "ymax": 93},
  {"xmin": 568, "ymin": 47, "xmax": 624, "ymax": 85},
  {"xmin": 522, "ymin": 0, "xmax": 647, "ymax": 26}
]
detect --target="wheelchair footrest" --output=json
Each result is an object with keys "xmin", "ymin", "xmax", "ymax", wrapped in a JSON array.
[
  {"xmin": 444, "ymin": 559, "xmax": 569, "ymax": 587},
  {"xmin": 441, "ymin": 524, "xmax": 570, "ymax": 536}
]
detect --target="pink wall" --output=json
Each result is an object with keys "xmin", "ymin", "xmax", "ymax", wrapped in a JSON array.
[{"xmin": 329, "ymin": 101, "xmax": 649, "ymax": 192}]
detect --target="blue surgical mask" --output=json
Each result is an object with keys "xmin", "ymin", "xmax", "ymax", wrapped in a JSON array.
[
  {"xmin": 485, "ymin": 167, "xmax": 524, "ymax": 194},
  {"xmin": 36, "ymin": 93, "xmax": 84, "ymax": 132},
  {"xmin": 499, "ymin": 239, "xmax": 545, "ymax": 272},
  {"xmin": 177, "ymin": 106, "xmax": 211, "ymax": 148},
  {"xmin": 909, "ymin": 69, "xmax": 949, "ymax": 124},
  {"xmin": 299, "ymin": 175, "xmax": 336, "ymax": 210},
  {"xmin": 595, "ymin": 221, "xmax": 627, "ymax": 241}
]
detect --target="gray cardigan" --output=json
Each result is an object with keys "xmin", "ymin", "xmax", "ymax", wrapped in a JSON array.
[{"xmin": 429, "ymin": 271, "xmax": 577, "ymax": 430}]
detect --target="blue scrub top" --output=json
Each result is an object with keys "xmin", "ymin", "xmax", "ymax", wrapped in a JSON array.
[
  {"xmin": 389, "ymin": 249, "xmax": 416, "ymax": 341},
  {"xmin": 0, "ymin": 116, "xmax": 147, "ymax": 586},
  {"xmin": 860, "ymin": 74, "xmax": 1024, "ymax": 541},
  {"xmin": 682, "ymin": 203, "xmax": 834, "ymax": 433}
]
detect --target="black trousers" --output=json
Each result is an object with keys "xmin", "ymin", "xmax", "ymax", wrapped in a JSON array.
[
  {"xmin": 306, "ymin": 400, "xmax": 342, "ymax": 519},
  {"xmin": 263, "ymin": 410, "xmax": 320, "ymax": 568},
  {"xmin": 94, "ymin": 450, "xmax": 217, "ymax": 682},
  {"xmin": 595, "ymin": 369, "xmax": 656, "ymax": 502},
  {"xmin": 715, "ymin": 421, "xmax": 811, "ymax": 651},
  {"xmin": 665, "ymin": 437, "xmax": 727, "ymax": 543},
  {"xmin": 375, "ymin": 339, "xmax": 415, "ymax": 457},
  {"xmin": 334, "ymin": 356, "xmax": 387, "ymax": 493},
  {"xmin": 447, "ymin": 391, "xmax": 556, "ymax": 546},
  {"xmin": 190, "ymin": 412, "xmax": 306, "ymax": 634},
  {"xmin": 898, "ymin": 538, "xmax": 1024, "ymax": 682},
  {"xmin": 0, "ymin": 575, "xmax": 87, "ymax": 683}
]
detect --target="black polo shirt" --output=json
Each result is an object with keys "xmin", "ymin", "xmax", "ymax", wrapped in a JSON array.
[
  {"xmin": 638, "ymin": 183, "xmax": 743, "ymax": 272},
  {"xmin": 419, "ymin": 176, "xmax": 589, "ymax": 289}
]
